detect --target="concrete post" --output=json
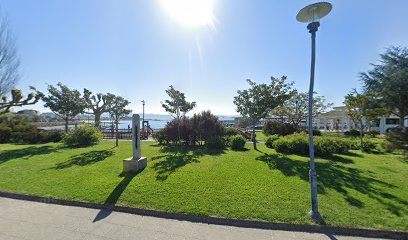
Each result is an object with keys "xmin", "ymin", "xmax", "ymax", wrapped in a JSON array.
[{"xmin": 123, "ymin": 114, "xmax": 147, "ymax": 173}]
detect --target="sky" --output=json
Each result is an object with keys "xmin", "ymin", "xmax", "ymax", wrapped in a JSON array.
[{"xmin": 2, "ymin": 0, "xmax": 408, "ymax": 115}]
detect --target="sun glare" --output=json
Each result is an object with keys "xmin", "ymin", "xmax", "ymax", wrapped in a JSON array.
[{"xmin": 161, "ymin": 0, "xmax": 215, "ymax": 27}]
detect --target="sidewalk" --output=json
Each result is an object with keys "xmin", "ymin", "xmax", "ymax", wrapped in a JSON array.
[{"xmin": 0, "ymin": 197, "xmax": 388, "ymax": 240}]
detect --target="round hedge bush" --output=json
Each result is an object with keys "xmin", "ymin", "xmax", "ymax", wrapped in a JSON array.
[
  {"xmin": 230, "ymin": 134, "xmax": 247, "ymax": 150},
  {"xmin": 206, "ymin": 136, "xmax": 225, "ymax": 149},
  {"xmin": 62, "ymin": 125, "xmax": 102, "ymax": 147},
  {"xmin": 263, "ymin": 121, "xmax": 296, "ymax": 136}
]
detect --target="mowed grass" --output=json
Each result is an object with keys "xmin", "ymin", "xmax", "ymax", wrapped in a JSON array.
[{"xmin": 0, "ymin": 141, "xmax": 407, "ymax": 230}]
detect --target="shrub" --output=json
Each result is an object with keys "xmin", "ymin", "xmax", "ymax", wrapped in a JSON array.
[
  {"xmin": 349, "ymin": 138, "xmax": 377, "ymax": 152},
  {"xmin": 265, "ymin": 134, "xmax": 279, "ymax": 148},
  {"xmin": 206, "ymin": 136, "xmax": 225, "ymax": 149},
  {"xmin": 263, "ymin": 121, "xmax": 296, "ymax": 136},
  {"xmin": 230, "ymin": 134, "xmax": 246, "ymax": 150},
  {"xmin": 192, "ymin": 110, "xmax": 225, "ymax": 143},
  {"xmin": 39, "ymin": 130, "xmax": 63, "ymax": 143},
  {"xmin": 344, "ymin": 129, "xmax": 361, "ymax": 137},
  {"xmin": 152, "ymin": 129, "xmax": 169, "ymax": 145},
  {"xmin": 161, "ymin": 111, "xmax": 225, "ymax": 146},
  {"xmin": 385, "ymin": 128, "xmax": 408, "ymax": 155},
  {"xmin": 224, "ymin": 128, "xmax": 242, "ymax": 137},
  {"xmin": 296, "ymin": 129, "xmax": 322, "ymax": 136},
  {"xmin": 272, "ymin": 133, "xmax": 352, "ymax": 156},
  {"xmin": 62, "ymin": 125, "xmax": 102, "ymax": 147},
  {"xmin": 0, "ymin": 114, "xmax": 61, "ymax": 144},
  {"xmin": 367, "ymin": 130, "xmax": 379, "ymax": 138}
]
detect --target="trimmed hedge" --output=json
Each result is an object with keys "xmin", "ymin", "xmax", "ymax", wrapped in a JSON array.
[
  {"xmin": 270, "ymin": 133, "xmax": 352, "ymax": 156},
  {"xmin": 344, "ymin": 129, "xmax": 361, "ymax": 137}
]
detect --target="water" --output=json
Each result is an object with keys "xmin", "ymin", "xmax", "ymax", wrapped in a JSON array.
[{"xmin": 101, "ymin": 120, "xmax": 167, "ymax": 130}]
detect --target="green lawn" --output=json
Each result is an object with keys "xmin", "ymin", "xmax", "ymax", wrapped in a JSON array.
[{"xmin": 0, "ymin": 141, "xmax": 407, "ymax": 230}]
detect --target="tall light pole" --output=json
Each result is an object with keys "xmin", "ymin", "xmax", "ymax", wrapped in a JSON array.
[
  {"xmin": 296, "ymin": 2, "xmax": 332, "ymax": 222},
  {"xmin": 141, "ymin": 100, "xmax": 145, "ymax": 138}
]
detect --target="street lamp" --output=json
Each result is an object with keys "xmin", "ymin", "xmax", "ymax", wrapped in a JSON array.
[
  {"xmin": 296, "ymin": 2, "xmax": 332, "ymax": 222},
  {"xmin": 141, "ymin": 100, "xmax": 145, "ymax": 139}
]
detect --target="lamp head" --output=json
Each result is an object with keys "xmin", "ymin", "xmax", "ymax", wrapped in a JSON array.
[{"xmin": 296, "ymin": 2, "xmax": 332, "ymax": 23}]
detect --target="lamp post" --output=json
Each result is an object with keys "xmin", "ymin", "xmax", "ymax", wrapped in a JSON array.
[
  {"xmin": 141, "ymin": 100, "xmax": 145, "ymax": 139},
  {"xmin": 296, "ymin": 2, "xmax": 332, "ymax": 222}
]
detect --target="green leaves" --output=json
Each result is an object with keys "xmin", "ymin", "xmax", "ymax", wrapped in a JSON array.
[
  {"xmin": 361, "ymin": 46, "xmax": 408, "ymax": 126},
  {"xmin": 161, "ymin": 85, "xmax": 196, "ymax": 119},
  {"xmin": 109, "ymin": 96, "xmax": 131, "ymax": 122},
  {"xmin": 233, "ymin": 76, "xmax": 295, "ymax": 125},
  {"xmin": 42, "ymin": 83, "xmax": 87, "ymax": 121},
  {"xmin": 0, "ymin": 88, "xmax": 41, "ymax": 115}
]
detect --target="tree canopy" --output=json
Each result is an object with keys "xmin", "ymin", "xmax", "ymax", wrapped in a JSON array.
[
  {"xmin": 161, "ymin": 85, "xmax": 196, "ymax": 120},
  {"xmin": 361, "ymin": 46, "xmax": 408, "ymax": 128},
  {"xmin": 0, "ymin": 9, "xmax": 20, "ymax": 96},
  {"xmin": 270, "ymin": 91, "xmax": 333, "ymax": 128},
  {"xmin": 83, "ymin": 89, "xmax": 115, "ymax": 128},
  {"xmin": 42, "ymin": 83, "xmax": 87, "ymax": 132},
  {"xmin": 0, "ymin": 87, "xmax": 42, "ymax": 115},
  {"xmin": 233, "ymin": 76, "xmax": 295, "ymax": 149},
  {"xmin": 344, "ymin": 89, "xmax": 387, "ymax": 151}
]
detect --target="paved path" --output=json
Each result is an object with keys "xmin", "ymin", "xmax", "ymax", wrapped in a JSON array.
[{"xmin": 0, "ymin": 197, "xmax": 388, "ymax": 240}]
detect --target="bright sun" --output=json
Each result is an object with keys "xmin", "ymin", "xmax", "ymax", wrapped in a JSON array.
[{"xmin": 161, "ymin": 0, "xmax": 215, "ymax": 27}]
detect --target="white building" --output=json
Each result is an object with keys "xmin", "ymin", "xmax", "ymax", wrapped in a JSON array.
[{"xmin": 315, "ymin": 106, "xmax": 408, "ymax": 134}]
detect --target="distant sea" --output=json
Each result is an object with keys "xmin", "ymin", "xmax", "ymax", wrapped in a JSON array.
[{"xmin": 100, "ymin": 114, "xmax": 236, "ymax": 130}]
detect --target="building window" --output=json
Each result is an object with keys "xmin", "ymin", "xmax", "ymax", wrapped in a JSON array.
[{"xmin": 386, "ymin": 118, "xmax": 399, "ymax": 125}]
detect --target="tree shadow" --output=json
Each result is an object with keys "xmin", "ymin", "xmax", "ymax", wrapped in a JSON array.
[
  {"xmin": 151, "ymin": 144, "xmax": 225, "ymax": 181},
  {"xmin": 0, "ymin": 145, "xmax": 58, "ymax": 165},
  {"xmin": 93, "ymin": 172, "xmax": 139, "ymax": 222},
  {"xmin": 52, "ymin": 149, "xmax": 114, "ymax": 169},
  {"xmin": 256, "ymin": 153, "xmax": 408, "ymax": 216}
]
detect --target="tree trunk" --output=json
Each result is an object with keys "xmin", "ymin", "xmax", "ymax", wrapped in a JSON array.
[
  {"xmin": 252, "ymin": 124, "xmax": 257, "ymax": 150},
  {"xmin": 115, "ymin": 121, "xmax": 119, "ymax": 147},
  {"xmin": 64, "ymin": 117, "xmax": 69, "ymax": 133},
  {"xmin": 359, "ymin": 120, "xmax": 364, "ymax": 152},
  {"xmin": 94, "ymin": 113, "xmax": 101, "ymax": 128},
  {"xmin": 400, "ymin": 116, "xmax": 406, "ymax": 132}
]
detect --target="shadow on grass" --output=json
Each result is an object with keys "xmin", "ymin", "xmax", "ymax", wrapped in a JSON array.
[
  {"xmin": 93, "ymin": 172, "xmax": 139, "ymax": 222},
  {"xmin": 151, "ymin": 144, "xmax": 225, "ymax": 181},
  {"xmin": 256, "ymin": 153, "xmax": 408, "ymax": 216},
  {"xmin": 51, "ymin": 148, "xmax": 114, "ymax": 169},
  {"xmin": 0, "ymin": 145, "xmax": 58, "ymax": 165}
]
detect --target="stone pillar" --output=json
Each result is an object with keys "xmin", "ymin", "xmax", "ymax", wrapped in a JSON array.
[
  {"xmin": 341, "ymin": 110, "xmax": 345, "ymax": 133},
  {"xmin": 132, "ymin": 114, "xmax": 141, "ymax": 160},
  {"xmin": 123, "ymin": 114, "xmax": 147, "ymax": 173},
  {"xmin": 379, "ymin": 117, "xmax": 386, "ymax": 134}
]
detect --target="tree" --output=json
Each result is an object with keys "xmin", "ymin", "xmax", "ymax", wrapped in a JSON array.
[
  {"xmin": 0, "ymin": 88, "xmax": 41, "ymax": 115},
  {"xmin": 361, "ymin": 46, "xmax": 408, "ymax": 131},
  {"xmin": 192, "ymin": 110, "xmax": 224, "ymax": 145},
  {"xmin": 83, "ymin": 89, "xmax": 115, "ymax": 128},
  {"xmin": 109, "ymin": 96, "xmax": 131, "ymax": 147},
  {"xmin": 161, "ymin": 85, "xmax": 196, "ymax": 143},
  {"xmin": 344, "ymin": 89, "xmax": 386, "ymax": 151},
  {"xmin": 233, "ymin": 76, "xmax": 295, "ymax": 149},
  {"xmin": 0, "ymin": 8, "xmax": 20, "ymax": 96},
  {"xmin": 42, "ymin": 83, "xmax": 87, "ymax": 132},
  {"xmin": 270, "ymin": 91, "xmax": 333, "ymax": 128}
]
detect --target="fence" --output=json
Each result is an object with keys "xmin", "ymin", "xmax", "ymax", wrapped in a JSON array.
[{"xmin": 101, "ymin": 129, "xmax": 133, "ymax": 139}]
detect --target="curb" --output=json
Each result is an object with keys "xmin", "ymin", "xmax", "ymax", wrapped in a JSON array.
[{"xmin": 1, "ymin": 191, "xmax": 407, "ymax": 239}]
